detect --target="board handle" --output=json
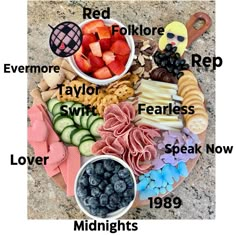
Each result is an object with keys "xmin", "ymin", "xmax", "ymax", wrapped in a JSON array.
[{"xmin": 186, "ymin": 12, "xmax": 212, "ymax": 47}]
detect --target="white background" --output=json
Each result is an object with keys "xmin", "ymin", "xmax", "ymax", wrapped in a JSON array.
[{"xmin": 0, "ymin": 0, "xmax": 235, "ymax": 235}]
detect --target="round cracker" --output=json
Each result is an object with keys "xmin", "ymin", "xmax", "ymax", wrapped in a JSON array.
[
  {"xmin": 178, "ymin": 73, "xmax": 197, "ymax": 86},
  {"xmin": 186, "ymin": 114, "xmax": 208, "ymax": 134},
  {"xmin": 185, "ymin": 108, "xmax": 208, "ymax": 121},
  {"xmin": 178, "ymin": 80, "xmax": 198, "ymax": 95},
  {"xmin": 183, "ymin": 93, "xmax": 203, "ymax": 105},
  {"xmin": 184, "ymin": 89, "xmax": 204, "ymax": 102},
  {"xmin": 179, "ymin": 84, "xmax": 199, "ymax": 97}
]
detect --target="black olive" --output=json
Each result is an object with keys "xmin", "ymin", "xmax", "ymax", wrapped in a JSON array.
[
  {"xmin": 177, "ymin": 66, "xmax": 182, "ymax": 71},
  {"xmin": 154, "ymin": 56, "xmax": 160, "ymax": 65},
  {"xmin": 165, "ymin": 44, "xmax": 173, "ymax": 51},
  {"xmin": 169, "ymin": 57, "xmax": 175, "ymax": 65},
  {"xmin": 180, "ymin": 59, "xmax": 186, "ymax": 65},
  {"xmin": 166, "ymin": 66, "xmax": 173, "ymax": 73},
  {"xmin": 175, "ymin": 53, "xmax": 180, "ymax": 59},
  {"xmin": 172, "ymin": 46, "xmax": 177, "ymax": 53},
  {"xmin": 182, "ymin": 64, "xmax": 190, "ymax": 70},
  {"xmin": 175, "ymin": 59, "xmax": 181, "ymax": 67},
  {"xmin": 161, "ymin": 60, "xmax": 167, "ymax": 67},
  {"xmin": 177, "ymin": 72, "xmax": 184, "ymax": 79},
  {"xmin": 159, "ymin": 53, "xmax": 166, "ymax": 59},
  {"xmin": 165, "ymin": 51, "xmax": 172, "ymax": 57},
  {"xmin": 173, "ymin": 68, "xmax": 179, "ymax": 75},
  {"xmin": 154, "ymin": 51, "xmax": 160, "ymax": 58}
]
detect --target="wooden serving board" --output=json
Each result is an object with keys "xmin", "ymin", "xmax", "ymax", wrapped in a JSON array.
[{"xmin": 51, "ymin": 12, "xmax": 211, "ymax": 207}]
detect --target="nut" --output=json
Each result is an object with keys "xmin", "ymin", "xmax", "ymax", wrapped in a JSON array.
[
  {"xmin": 133, "ymin": 67, "xmax": 143, "ymax": 75},
  {"xmin": 138, "ymin": 54, "xmax": 145, "ymax": 66},
  {"xmin": 140, "ymin": 44, "xmax": 151, "ymax": 51}
]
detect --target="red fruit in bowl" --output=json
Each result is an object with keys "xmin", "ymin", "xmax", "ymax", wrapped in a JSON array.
[
  {"xmin": 82, "ymin": 33, "xmax": 97, "ymax": 52},
  {"xmin": 116, "ymin": 54, "xmax": 129, "ymax": 65},
  {"xmin": 111, "ymin": 40, "xmax": 131, "ymax": 55},
  {"xmin": 89, "ymin": 41, "xmax": 102, "ymax": 57},
  {"xmin": 99, "ymin": 38, "xmax": 111, "ymax": 51},
  {"xmin": 110, "ymin": 24, "xmax": 126, "ymax": 43},
  {"xmin": 102, "ymin": 51, "xmax": 115, "ymax": 65},
  {"xmin": 88, "ymin": 52, "xmax": 105, "ymax": 72},
  {"xmin": 107, "ymin": 60, "xmax": 125, "ymax": 75},
  {"xmin": 97, "ymin": 26, "xmax": 111, "ymax": 39},
  {"xmin": 74, "ymin": 53, "xmax": 92, "ymax": 73},
  {"xmin": 93, "ymin": 66, "xmax": 112, "ymax": 79},
  {"xmin": 82, "ymin": 19, "xmax": 105, "ymax": 34}
]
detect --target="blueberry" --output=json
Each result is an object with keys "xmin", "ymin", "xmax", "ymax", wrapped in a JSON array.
[
  {"xmin": 99, "ymin": 193, "xmax": 108, "ymax": 206},
  {"xmin": 118, "ymin": 168, "xmax": 130, "ymax": 179},
  {"xmin": 175, "ymin": 53, "xmax": 180, "ymax": 59},
  {"xmin": 91, "ymin": 187, "xmax": 101, "ymax": 197},
  {"xmin": 98, "ymin": 180, "xmax": 108, "ymax": 191},
  {"xmin": 110, "ymin": 174, "xmax": 120, "ymax": 185},
  {"xmin": 113, "ymin": 164, "xmax": 122, "ymax": 173},
  {"xmin": 177, "ymin": 72, "xmax": 184, "ymax": 79},
  {"xmin": 165, "ymin": 51, "xmax": 172, "ymax": 57},
  {"xmin": 114, "ymin": 180, "xmax": 126, "ymax": 193},
  {"xmin": 103, "ymin": 159, "xmax": 115, "ymax": 172},
  {"xmin": 160, "ymin": 60, "xmax": 167, "ymax": 67},
  {"xmin": 95, "ymin": 162, "xmax": 104, "ymax": 175},
  {"xmin": 79, "ymin": 175, "xmax": 89, "ymax": 187},
  {"xmin": 85, "ymin": 163, "xmax": 95, "ymax": 175},
  {"xmin": 172, "ymin": 46, "xmax": 177, "ymax": 53},
  {"xmin": 104, "ymin": 172, "xmax": 112, "ymax": 179},
  {"xmin": 107, "ymin": 203, "xmax": 117, "ymax": 211},
  {"xmin": 120, "ymin": 197, "xmax": 132, "ymax": 207},
  {"xmin": 124, "ymin": 176, "xmax": 134, "ymax": 188},
  {"xmin": 89, "ymin": 174, "xmax": 102, "ymax": 186},
  {"xmin": 180, "ymin": 59, "xmax": 186, "ymax": 65},
  {"xmin": 182, "ymin": 64, "xmax": 189, "ymax": 70},
  {"xmin": 105, "ymin": 184, "xmax": 114, "ymax": 196},
  {"xmin": 175, "ymin": 59, "xmax": 181, "ymax": 67},
  {"xmin": 123, "ymin": 188, "xmax": 134, "ymax": 198},
  {"xmin": 88, "ymin": 197, "xmax": 99, "ymax": 209},
  {"xmin": 109, "ymin": 193, "xmax": 120, "ymax": 206},
  {"xmin": 83, "ymin": 196, "xmax": 91, "ymax": 206},
  {"xmin": 76, "ymin": 185, "xmax": 88, "ymax": 198},
  {"xmin": 89, "ymin": 207, "xmax": 99, "ymax": 216},
  {"xmin": 97, "ymin": 207, "xmax": 109, "ymax": 218},
  {"xmin": 173, "ymin": 68, "xmax": 179, "ymax": 75}
]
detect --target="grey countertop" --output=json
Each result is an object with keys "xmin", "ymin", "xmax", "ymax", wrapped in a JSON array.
[{"xmin": 27, "ymin": 0, "xmax": 215, "ymax": 219}]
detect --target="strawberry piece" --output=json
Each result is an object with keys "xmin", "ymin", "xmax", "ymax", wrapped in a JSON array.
[
  {"xmin": 82, "ymin": 19, "xmax": 105, "ymax": 34},
  {"xmin": 89, "ymin": 41, "xmax": 102, "ymax": 57},
  {"xmin": 82, "ymin": 33, "xmax": 97, "ymax": 52},
  {"xmin": 99, "ymin": 38, "xmax": 111, "ymax": 51},
  {"xmin": 116, "ymin": 54, "xmax": 129, "ymax": 65},
  {"xmin": 102, "ymin": 51, "xmax": 115, "ymax": 65},
  {"xmin": 88, "ymin": 52, "xmax": 105, "ymax": 72},
  {"xmin": 93, "ymin": 66, "xmax": 112, "ymax": 79},
  {"xmin": 107, "ymin": 60, "xmax": 125, "ymax": 75},
  {"xmin": 110, "ymin": 40, "xmax": 131, "ymax": 55},
  {"xmin": 97, "ymin": 26, "xmax": 111, "ymax": 39},
  {"xmin": 74, "ymin": 53, "xmax": 92, "ymax": 73},
  {"xmin": 110, "ymin": 24, "xmax": 126, "ymax": 43}
]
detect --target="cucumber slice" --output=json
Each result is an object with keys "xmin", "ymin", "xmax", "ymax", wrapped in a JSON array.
[
  {"xmin": 47, "ymin": 98, "xmax": 60, "ymax": 113},
  {"xmin": 73, "ymin": 104, "xmax": 84, "ymax": 125},
  {"xmin": 61, "ymin": 126, "xmax": 77, "ymax": 144},
  {"xmin": 90, "ymin": 118, "xmax": 104, "ymax": 137},
  {"xmin": 52, "ymin": 102, "xmax": 63, "ymax": 116},
  {"xmin": 79, "ymin": 140, "xmax": 95, "ymax": 156},
  {"xmin": 71, "ymin": 103, "xmax": 83, "ymax": 116},
  {"xmin": 87, "ymin": 114, "xmax": 100, "ymax": 128},
  {"xmin": 80, "ymin": 112, "xmax": 92, "ymax": 129},
  {"xmin": 80, "ymin": 135, "xmax": 95, "ymax": 142},
  {"xmin": 71, "ymin": 129, "xmax": 90, "ymax": 146},
  {"xmin": 54, "ymin": 117, "xmax": 74, "ymax": 134},
  {"xmin": 53, "ymin": 113, "xmax": 62, "ymax": 123}
]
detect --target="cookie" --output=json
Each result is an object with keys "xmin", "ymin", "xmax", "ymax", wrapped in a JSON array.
[
  {"xmin": 184, "ymin": 89, "xmax": 204, "ymax": 102},
  {"xmin": 179, "ymin": 84, "xmax": 199, "ymax": 97},
  {"xmin": 178, "ymin": 80, "xmax": 198, "ymax": 95}
]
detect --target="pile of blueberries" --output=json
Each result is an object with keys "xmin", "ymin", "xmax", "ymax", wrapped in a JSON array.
[
  {"xmin": 76, "ymin": 159, "xmax": 135, "ymax": 218},
  {"xmin": 153, "ymin": 43, "xmax": 190, "ymax": 79}
]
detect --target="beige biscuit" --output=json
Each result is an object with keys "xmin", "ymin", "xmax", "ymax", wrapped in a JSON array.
[
  {"xmin": 179, "ymin": 84, "xmax": 199, "ymax": 97},
  {"xmin": 114, "ymin": 85, "xmax": 134, "ymax": 101},
  {"xmin": 186, "ymin": 114, "xmax": 208, "ymax": 134},
  {"xmin": 185, "ymin": 108, "xmax": 208, "ymax": 121},
  {"xmin": 183, "ymin": 93, "xmax": 203, "ymax": 105},
  {"xmin": 178, "ymin": 74, "xmax": 197, "ymax": 86},
  {"xmin": 184, "ymin": 89, "xmax": 204, "ymax": 102},
  {"xmin": 178, "ymin": 80, "xmax": 198, "ymax": 95}
]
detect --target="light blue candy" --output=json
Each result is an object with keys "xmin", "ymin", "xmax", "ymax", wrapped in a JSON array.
[
  {"xmin": 178, "ymin": 162, "xmax": 188, "ymax": 177},
  {"xmin": 144, "ymin": 171, "xmax": 151, "ymax": 177},
  {"xmin": 137, "ymin": 177, "xmax": 150, "ymax": 191},
  {"xmin": 161, "ymin": 179, "xmax": 168, "ymax": 187},
  {"xmin": 169, "ymin": 165, "xmax": 180, "ymax": 182},
  {"xmin": 159, "ymin": 187, "xmax": 167, "ymax": 194},
  {"xmin": 139, "ymin": 175, "xmax": 145, "ymax": 181},
  {"xmin": 139, "ymin": 188, "xmax": 157, "ymax": 200},
  {"xmin": 150, "ymin": 170, "xmax": 162, "ymax": 180},
  {"xmin": 166, "ymin": 184, "xmax": 173, "ymax": 192},
  {"xmin": 149, "ymin": 180, "xmax": 156, "ymax": 189},
  {"xmin": 153, "ymin": 187, "xmax": 160, "ymax": 195},
  {"xmin": 154, "ymin": 177, "xmax": 163, "ymax": 188},
  {"xmin": 162, "ymin": 167, "xmax": 174, "ymax": 185}
]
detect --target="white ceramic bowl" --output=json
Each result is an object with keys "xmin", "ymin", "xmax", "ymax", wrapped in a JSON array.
[
  {"xmin": 74, "ymin": 155, "xmax": 136, "ymax": 220},
  {"xmin": 68, "ymin": 18, "xmax": 135, "ymax": 85}
]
